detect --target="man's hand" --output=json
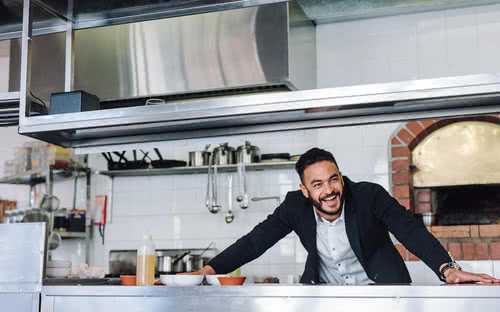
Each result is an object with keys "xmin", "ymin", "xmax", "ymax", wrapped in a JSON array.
[
  {"xmin": 198, "ymin": 265, "xmax": 216, "ymax": 275},
  {"xmin": 441, "ymin": 264, "xmax": 500, "ymax": 284},
  {"xmin": 182, "ymin": 265, "xmax": 216, "ymax": 275}
]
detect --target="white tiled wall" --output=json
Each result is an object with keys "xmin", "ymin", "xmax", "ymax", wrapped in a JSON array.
[
  {"xmin": 317, "ymin": 3, "xmax": 500, "ymax": 88},
  {"xmin": 101, "ymin": 123, "xmax": 399, "ymax": 282}
]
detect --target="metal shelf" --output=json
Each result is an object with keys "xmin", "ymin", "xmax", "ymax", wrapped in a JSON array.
[
  {"xmin": 0, "ymin": 166, "xmax": 89, "ymax": 186},
  {"xmin": 18, "ymin": 74, "xmax": 500, "ymax": 149},
  {"xmin": 98, "ymin": 161, "xmax": 296, "ymax": 177}
]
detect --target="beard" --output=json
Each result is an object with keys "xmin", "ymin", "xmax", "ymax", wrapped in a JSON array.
[{"xmin": 310, "ymin": 192, "xmax": 344, "ymax": 216}]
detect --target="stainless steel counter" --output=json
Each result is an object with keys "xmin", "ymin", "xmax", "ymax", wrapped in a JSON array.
[{"xmin": 41, "ymin": 284, "xmax": 500, "ymax": 312}]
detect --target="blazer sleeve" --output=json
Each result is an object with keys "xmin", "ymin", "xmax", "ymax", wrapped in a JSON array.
[
  {"xmin": 371, "ymin": 185, "xmax": 451, "ymax": 277},
  {"xmin": 207, "ymin": 194, "xmax": 294, "ymax": 274}
]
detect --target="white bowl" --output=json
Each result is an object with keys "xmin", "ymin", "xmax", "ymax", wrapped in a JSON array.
[
  {"xmin": 205, "ymin": 274, "xmax": 227, "ymax": 285},
  {"xmin": 160, "ymin": 274, "xmax": 176, "ymax": 285},
  {"xmin": 47, "ymin": 267, "xmax": 72, "ymax": 278},
  {"xmin": 173, "ymin": 275, "xmax": 204, "ymax": 286},
  {"xmin": 47, "ymin": 260, "xmax": 72, "ymax": 268}
]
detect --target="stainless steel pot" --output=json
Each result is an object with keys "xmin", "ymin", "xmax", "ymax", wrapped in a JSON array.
[
  {"xmin": 236, "ymin": 141, "xmax": 260, "ymax": 164},
  {"xmin": 156, "ymin": 253, "xmax": 173, "ymax": 273},
  {"xmin": 192, "ymin": 255, "xmax": 205, "ymax": 271},
  {"xmin": 189, "ymin": 151, "xmax": 211, "ymax": 166},
  {"xmin": 183, "ymin": 254, "xmax": 193, "ymax": 272},
  {"xmin": 213, "ymin": 143, "xmax": 236, "ymax": 165}
]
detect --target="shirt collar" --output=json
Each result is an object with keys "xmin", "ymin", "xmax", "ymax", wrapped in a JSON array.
[{"xmin": 313, "ymin": 199, "xmax": 345, "ymax": 225}]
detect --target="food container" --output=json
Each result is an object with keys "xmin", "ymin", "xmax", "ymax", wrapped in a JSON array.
[
  {"xmin": 46, "ymin": 267, "xmax": 72, "ymax": 278},
  {"xmin": 217, "ymin": 276, "xmax": 246, "ymax": 286},
  {"xmin": 120, "ymin": 275, "xmax": 137, "ymax": 286},
  {"xmin": 160, "ymin": 274, "xmax": 175, "ymax": 285},
  {"xmin": 206, "ymin": 274, "xmax": 227, "ymax": 285},
  {"xmin": 174, "ymin": 273, "xmax": 204, "ymax": 286}
]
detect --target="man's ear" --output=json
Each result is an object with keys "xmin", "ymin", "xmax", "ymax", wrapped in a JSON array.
[{"xmin": 299, "ymin": 184, "xmax": 309, "ymax": 198}]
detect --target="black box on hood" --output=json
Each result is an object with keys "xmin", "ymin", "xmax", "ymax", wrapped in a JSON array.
[{"xmin": 50, "ymin": 91, "xmax": 100, "ymax": 114}]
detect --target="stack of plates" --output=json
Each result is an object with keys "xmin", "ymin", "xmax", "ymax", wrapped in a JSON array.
[{"xmin": 47, "ymin": 260, "xmax": 72, "ymax": 278}]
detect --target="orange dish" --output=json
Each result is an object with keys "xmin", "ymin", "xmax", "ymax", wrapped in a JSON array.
[
  {"xmin": 217, "ymin": 276, "xmax": 246, "ymax": 286},
  {"xmin": 120, "ymin": 275, "xmax": 136, "ymax": 286}
]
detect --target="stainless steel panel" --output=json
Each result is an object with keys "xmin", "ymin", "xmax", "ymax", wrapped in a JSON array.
[
  {"xmin": 0, "ymin": 293, "xmax": 40, "ymax": 312},
  {"xmin": 0, "ymin": 223, "xmax": 46, "ymax": 293},
  {"xmin": 0, "ymin": 1, "xmax": 289, "ymax": 41},
  {"xmin": 41, "ymin": 285, "xmax": 500, "ymax": 312},
  {"xmin": 41, "ymin": 284, "xmax": 500, "ymax": 298},
  {"xmin": 16, "ymin": 73, "xmax": 500, "ymax": 148},
  {"xmin": 296, "ymin": 0, "xmax": 500, "ymax": 24},
  {"xmin": 72, "ymin": 3, "xmax": 293, "ymax": 101},
  {"xmin": 412, "ymin": 121, "xmax": 500, "ymax": 187}
]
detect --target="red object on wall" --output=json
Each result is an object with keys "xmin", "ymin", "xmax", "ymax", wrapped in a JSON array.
[{"xmin": 94, "ymin": 195, "xmax": 107, "ymax": 226}]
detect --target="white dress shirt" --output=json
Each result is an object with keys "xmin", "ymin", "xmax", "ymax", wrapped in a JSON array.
[{"xmin": 314, "ymin": 202, "xmax": 373, "ymax": 285}]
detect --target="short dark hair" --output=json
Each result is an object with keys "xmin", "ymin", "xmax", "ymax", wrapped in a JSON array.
[{"xmin": 295, "ymin": 148, "xmax": 339, "ymax": 183}]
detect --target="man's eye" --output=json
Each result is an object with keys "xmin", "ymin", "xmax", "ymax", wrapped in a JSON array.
[{"xmin": 313, "ymin": 184, "xmax": 321, "ymax": 188}]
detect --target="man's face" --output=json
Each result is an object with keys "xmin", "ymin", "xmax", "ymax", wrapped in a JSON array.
[{"xmin": 299, "ymin": 161, "xmax": 344, "ymax": 219}]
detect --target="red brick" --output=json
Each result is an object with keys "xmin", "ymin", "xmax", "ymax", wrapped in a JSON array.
[
  {"xmin": 479, "ymin": 224, "xmax": 500, "ymax": 237},
  {"xmin": 391, "ymin": 146, "xmax": 410, "ymax": 158},
  {"xmin": 392, "ymin": 137, "xmax": 402, "ymax": 145},
  {"xmin": 392, "ymin": 172, "xmax": 410, "ymax": 185},
  {"xmin": 448, "ymin": 242, "xmax": 462, "ymax": 260},
  {"xmin": 490, "ymin": 242, "xmax": 500, "ymax": 260},
  {"xmin": 392, "ymin": 159, "xmax": 410, "ymax": 171},
  {"xmin": 415, "ymin": 203, "xmax": 431, "ymax": 214},
  {"xmin": 393, "ymin": 185, "xmax": 410, "ymax": 198},
  {"xmin": 420, "ymin": 119, "xmax": 436, "ymax": 131},
  {"xmin": 462, "ymin": 243, "xmax": 474, "ymax": 260},
  {"xmin": 397, "ymin": 128, "xmax": 415, "ymax": 146},
  {"xmin": 470, "ymin": 225, "xmax": 479, "ymax": 238},
  {"xmin": 408, "ymin": 251, "xmax": 420, "ymax": 261},
  {"xmin": 475, "ymin": 243, "xmax": 489, "ymax": 260},
  {"xmin": 431, "ymin": 226, "xmax": 470, "ymax": 238},
  {"xmin": 416, "ymin": 190, "xmax": 431, "ymax": 202},
  {"xmin": 395, "ymin": 244, "xmax": 407, "ymax": 260},
  {"xmin": 406, "ymin": 122, "xmax": 426, "ymax": 141}
]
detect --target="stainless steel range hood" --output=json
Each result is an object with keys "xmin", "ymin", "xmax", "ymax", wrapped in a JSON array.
[
  {"xmin": 72, "ymin": 2, "xmax": 316, "ymax": 103},
  {"xmin": 9, "ymin": 2, "xmax": 315, "ymax": 104}
]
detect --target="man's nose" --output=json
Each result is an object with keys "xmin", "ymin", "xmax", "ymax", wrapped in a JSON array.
[{"xmin": 324, "ymin": 182, "xmax": 334, "ymax": 194}]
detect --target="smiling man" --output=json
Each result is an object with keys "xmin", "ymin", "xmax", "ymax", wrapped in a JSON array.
[{"xmin": 200, "ymin": 148, "xmax": 499, "ymax": 284}]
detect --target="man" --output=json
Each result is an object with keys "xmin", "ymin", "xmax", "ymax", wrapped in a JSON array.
[{"xmin": 199, "ymin": 148, "xmax": 499, "ymax": 284}]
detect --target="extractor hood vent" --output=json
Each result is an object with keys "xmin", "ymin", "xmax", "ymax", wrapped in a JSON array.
[{"xmin": 72, "ymin": 2, "xmax": 316, "ymax": 105}]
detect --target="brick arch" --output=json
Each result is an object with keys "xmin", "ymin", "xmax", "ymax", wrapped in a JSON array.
[{"xmin": 389, "ymin": 115, "xmax": 500, "ymax": 212}]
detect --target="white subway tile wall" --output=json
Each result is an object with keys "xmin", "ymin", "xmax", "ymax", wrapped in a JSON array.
[
  {"xmin": 103, "ymin": 123, "xmax": 400, "ymax": 281},
  {"xmin": 317, "ymin": 3, "xmax": 500, "ymax": 87}
]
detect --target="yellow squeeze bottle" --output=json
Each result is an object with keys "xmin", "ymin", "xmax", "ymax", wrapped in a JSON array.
[{"xmin": 136, "ymin": 234, "xmax": 156, "ymax": 286}]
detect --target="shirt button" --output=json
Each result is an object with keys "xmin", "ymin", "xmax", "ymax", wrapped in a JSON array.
[
  {"xmin": 332, "ymin": 248, "xmax": 335, "ymax": 251},
  {"xmin": 337, "ymin": 263, "xmax": 341, "ymax": 267},
  {"xmin": 345, "ymin": 276, "xmax": 349, "ymax": 279}
]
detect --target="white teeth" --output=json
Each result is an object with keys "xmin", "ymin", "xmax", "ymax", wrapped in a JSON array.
[{"xmin": 324, "ymin": 194, "xmax": 337, "ymax": 200}]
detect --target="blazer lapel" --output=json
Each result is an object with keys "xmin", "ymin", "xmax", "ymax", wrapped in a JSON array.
[
  {"xmin": 343, "ymin": 177, "xmax": 364, "ymax": 266},
  {"xmin": 301, "ymin": 201, "xmax": 317, "ymax": 253}
]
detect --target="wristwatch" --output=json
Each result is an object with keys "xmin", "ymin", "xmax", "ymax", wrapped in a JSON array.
[{"xmin": 439, "ymin": 252, "xmax": 462, "ymax": 282}]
